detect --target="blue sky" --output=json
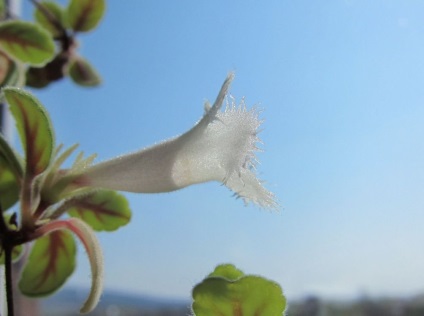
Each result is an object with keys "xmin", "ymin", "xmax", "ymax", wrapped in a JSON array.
[{"xmin": 16, "ymin": 0, "xmax": 424, "ymax": 301}]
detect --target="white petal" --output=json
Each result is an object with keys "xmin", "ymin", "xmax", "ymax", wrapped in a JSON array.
[
  {"xmin": 79, "ymin": 73, "xmax": 277, "ymax": 209},
  {"xmin": 225, "ymin": 168, "xmax": 277, "ymax": 209}
]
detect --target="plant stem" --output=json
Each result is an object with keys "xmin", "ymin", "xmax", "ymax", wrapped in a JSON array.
[
  {"xmin": 4, "ymin": 243, "xmax": 14, "ymax": 316},
  {"xmin": 0, "ymin": 204, "xmax": 14, "ymax": 316}
]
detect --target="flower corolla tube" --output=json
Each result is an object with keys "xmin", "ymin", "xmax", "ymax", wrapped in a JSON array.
[{"xmin": 80, "ymin": 73, "xmax": 277, "ymax": 209}]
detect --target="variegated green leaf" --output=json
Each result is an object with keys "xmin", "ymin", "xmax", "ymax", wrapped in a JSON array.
[
  {"xmin": 207, "ymin": 263, "xmax": 244, "ymax": 280},
  {"xmin": 19, "ymin": 230, "xmax": 76, "ymax": 296},
  {"xmin": 34, "ymin": 1, "xmax": 66, "ymax": 37},
  {"xmin": 0, "ymin": 134, "xmax": 22, "ymax": 210},
  {"xmin": 68, "ymin": 56, "xmax": 101, "ymax": 87},
  {"xmin": 192, "ymin": 264, "xmax": 286, "ymax": 316},
  {"xmin": 4, "ymin": 88, "xmax": 54, "ymax": 177},
  {"xmin": 67, "ymin": 0, "xmax": 105, "ymax": 32},
  {"xmin": 0, "ymin": 51, "xmax": 25, "ymax": 95},
  {"xmin": 0, "ymin": 160, "xmax": 19, "ymax": 210},
  {"xmin": 68, "ymin": 190, "xmax": 131, "ymax": 231},
  {"xmin": 0, "ymin": 21, "xmax": 55, "ymax": 66},
  {"xmin": 32, "ymin": 218, "xmax": 104, "ymax": 313}
]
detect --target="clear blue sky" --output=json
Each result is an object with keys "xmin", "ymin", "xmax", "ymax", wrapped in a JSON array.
[{"xmin": 18, "ymin": 0, "xmax": 424, "ymax": 301}]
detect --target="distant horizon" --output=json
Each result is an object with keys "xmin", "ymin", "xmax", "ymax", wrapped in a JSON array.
[{"xmin": 44, "ymin": 284, "xmax": 424, "ymax": 304}]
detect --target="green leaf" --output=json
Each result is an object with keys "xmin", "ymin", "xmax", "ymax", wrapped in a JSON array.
[
  {"xmin": 34, "ymin": 1, "xmax": 65, "ymax": 37},
  {"xmin": 0, "ymin": 21, "xmax": 55, "ymax": 66},
  {"xmin": 208, "ymin": 264, "xmax": 245, "ymax": 281},
  {"xmin": 68, "ymin": 56, "xmax": 101, "ymax": 87},
  {"xmin": 0, "ymin": 134, "xmax": 22, "ymax": 210},
  {"xmin": 192, "ymin": 265, "xmax": 286, "ymax": 316},
  {"xmin": 67, "ymin": 0, "xmax": 105, "ymax": 32},
  {"xmin": 0, "ymin": 51, "xmax": 24, "ymax": 88},
  {"xmin": 4, "ymin": 88, "xmax": 54, "ymax": 177},
  {"xmin": 19, "ymin": 230, "xmax": 76, "ymax": 296},
  {"xmin": 0, "ymin": 133, "xmax": 23, "ymax": 180},
  {"xmin": 0, "ymin": 160, "xmax": 20, "ymax": 210},
  {"xmin": 68, "ymin": 190, "xmax": 131, "ymax": 231}
]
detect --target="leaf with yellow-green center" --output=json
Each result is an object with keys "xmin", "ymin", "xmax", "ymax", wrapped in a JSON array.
[
  {"xmin": 207, "ymin": 264, "xmax": 244, "ymax": 280},
  {"xmin": 0, "ymin": 160, "xmax": 19, "ymax": 210},
  {"xmin": 0, "ymin": 134, "xmax": 22, "ymax": 210},
  {"xmin": 34, "ymin": 1, "xmax": 66, "ymax": 37},
  {"xmin": 68, "ymin": 56, "xmax": 101, "ymax": 87},
  {"xmin": 4, "ymin": 88, "xmax": 54, "ymax": 177},
  {"xmin": 67, "ymin": 190, "xmax": 131, "ymax": 232},
  {"xmin": 0, "ymin": 50, "xmax": 10, "ymax": 84},
  {"xmin": 28, "ymin": 218, "xmax": 104, "ymax": 313},
  {"xmin": 0, "ymin": 51, "xmax": 23, "ymax": 89},
  {"xmin": 0, "ymin": 21, "xmax": 55, "ymax": 66},
  {"xmin": 192, "ymin": 264, "xmax": 287, "ymax": 316},
  {"xmin": 67, "ymin": 0, "xmax": 105, "ymax": 32},
  {"xmin": 19, "ymin": 230, "xmax": 76, "ymax": 296}
]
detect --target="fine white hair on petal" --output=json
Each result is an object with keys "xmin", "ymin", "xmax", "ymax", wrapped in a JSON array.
[
  {"xmin": 225, "ymin": 168, "xmax": 278, "ymax": 209},
  {"xmin": 80, "ymin": 72, "xmax": 277, "ymax": 209}
]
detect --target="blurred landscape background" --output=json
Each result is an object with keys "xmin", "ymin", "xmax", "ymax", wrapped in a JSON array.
[
  {"xmin": 11, "ymin": 1, "xmax": 424, "ymax": 315},
  {"xmin": 39, "ymin": 287, "xmax": 424, "ymax": 316}
]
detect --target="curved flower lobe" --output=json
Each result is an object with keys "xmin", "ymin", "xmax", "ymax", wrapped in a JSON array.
[{"xmin": 80, "ymin": 73, "xmax": 277, "ymax": 209}]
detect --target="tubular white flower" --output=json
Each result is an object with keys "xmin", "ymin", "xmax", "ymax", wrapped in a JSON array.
[{"xmin": 80, "ymin": 73, "xmax": 277, "ymax": 209}]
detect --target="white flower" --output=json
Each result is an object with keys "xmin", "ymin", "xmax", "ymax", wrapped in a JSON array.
[{"xmin": 79, "ymin": 73, "xmax": 277, "ymax": 209}]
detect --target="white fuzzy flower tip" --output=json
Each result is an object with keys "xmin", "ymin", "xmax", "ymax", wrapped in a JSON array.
[{"xmin": 80, "ymin": 73, "xmax": 277, "ymax": 209}]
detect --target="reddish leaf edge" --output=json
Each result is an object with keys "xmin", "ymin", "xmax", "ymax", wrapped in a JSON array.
[{"xmin": 35, "ymin": 218, "xmax": 103, "ymax": 314}]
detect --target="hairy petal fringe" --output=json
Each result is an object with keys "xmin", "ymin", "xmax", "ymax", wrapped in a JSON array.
[{"xmin": 79, "ymin": 73, "xmax": 277, "ymax": 209}]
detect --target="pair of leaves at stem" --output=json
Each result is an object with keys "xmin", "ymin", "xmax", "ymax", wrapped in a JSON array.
[
  {"xmin": 35, "ymin": 0, "xmax": 106, "ymax": 35},
  {"xmin": 27, "ymin": 0, "xmax": 103, "ymax": 88},
  {"xmin": 0, "ymin": 19, "xmax": 51, "ymax": 91},
  {"xmin": 0, "ymin": 0, "xmax": 104, "ymax": 88},
  {"xmin": 0, "ymin": 21, "xmax": 55, "ymax": 67},
  {"xmin": 20, "ymin": 190, "xmax": 130, "ymax": 298},
  {"xmin": 0, "ymin": 88, "xmax": 131, "ymax": 302},
  {"xmin": 192, "ymin": 264, "xmax": 286, "ymax": 316},
  {"xmin": 0, "ymin": 0, "xmax": 105, "ymax": 65}
]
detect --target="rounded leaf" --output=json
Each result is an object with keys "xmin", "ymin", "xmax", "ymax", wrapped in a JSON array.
[
  {"xmin": 34, "ymin": 1, "xmax": 66, "ymax": 37},
  {"xmin": 0, "ymin": 161, "xmax": 19, "ymax": 210},
  {"xmin": 19, "ymin": 230, "xmax": 76, "ymax": 297},
  {"xmin": 68, "ymin": 56, "xmax": 101, "ymax": 87},
  {"xmin": 67, "ymin": 0, "xmax": 105, "ymax": 32},
  {"xmin": 4, "ymin": 88, "xmax": 54, "ymax": 177},
  {"xmin": 0, "ymin": 21, "xmax": 55, "ymax": 66},
  {"xmin": 0, "ymin": 134, "xmax": 22, "ymax": 210},
  {"xmin": 0, "ymin": 51, "xmax": 25, "ymax": 88},
  {"xmin": 68, "ymin": 190, "xmax": 131, "ymax": 231},
  {"xmin": 208, "ymin": 264, "xmax": 245, "ymax": 281},
  {"xmin": 192, "ymin": 268, "xmax": 286, "ymax": 316},
  {"xmin": 34, "ymin": 218, "xmax": 104, "ymax": 313}
]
